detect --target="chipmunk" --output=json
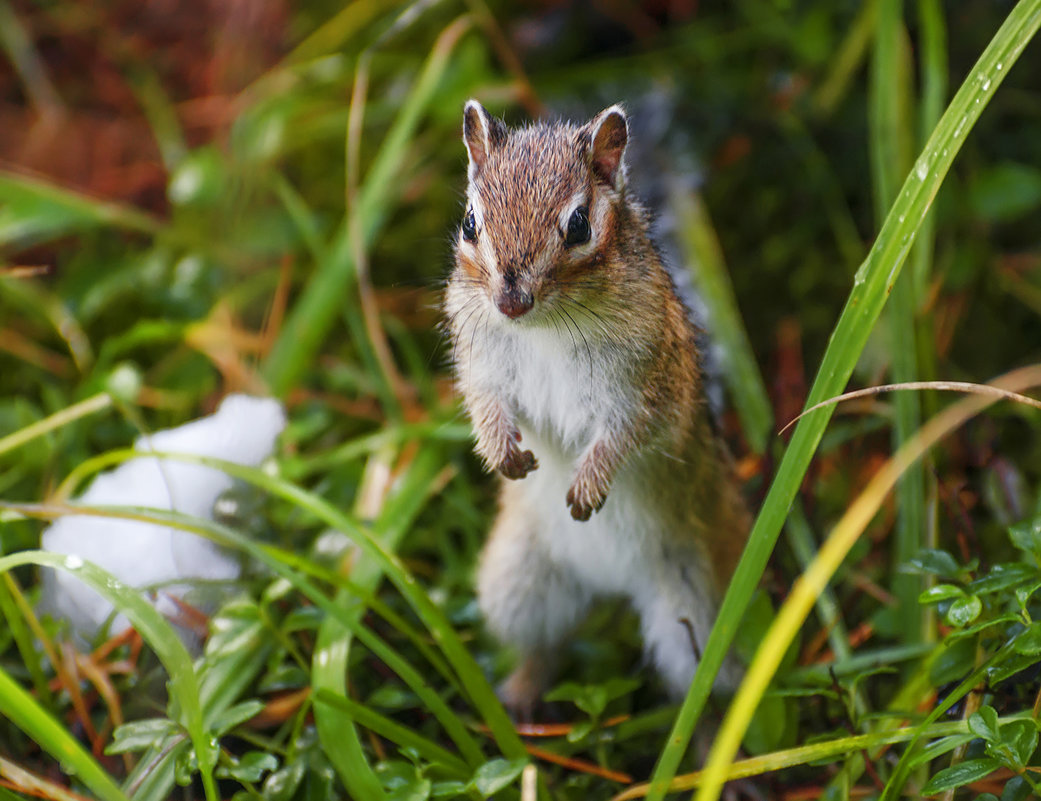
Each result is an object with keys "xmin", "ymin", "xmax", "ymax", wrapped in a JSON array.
[{"xmin": 444, "ymin": 100, "xmax": 750, "ymax": 711}]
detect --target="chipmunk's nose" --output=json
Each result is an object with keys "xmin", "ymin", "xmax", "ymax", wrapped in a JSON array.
[{"xmin": 495, "ymin": 289, "xmax": 534, "ymax": 319}]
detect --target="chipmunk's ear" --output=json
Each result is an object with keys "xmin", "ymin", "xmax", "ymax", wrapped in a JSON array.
[
  {"xmin": 463, "ymin": 100, "xmax": 507, "ymax": 178},
  {"xmin": 585, "ymin": 105, "xmax": 628, "ymax": 191}
]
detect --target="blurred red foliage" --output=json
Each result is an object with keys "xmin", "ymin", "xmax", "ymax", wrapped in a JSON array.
[{"xmin": 0, "ymin": 0, "xmax": 288, "ymax": 210}]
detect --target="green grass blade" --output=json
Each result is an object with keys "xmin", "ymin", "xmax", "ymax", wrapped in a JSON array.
[
  {"xmin": 871, "ymin": 0, "xmax": 925, "ymax": 648},
  {"xmin": 0, "ymin": 393, "xmax": 112, "ymax": 458},
  {"xmin": 0, "ymin": 665, "xmax": 128, "ymax": 801},
  {"xmin": 0, "ymin": 575, "xmax": 51, "ymax": 707},
  {"xmin": 315, "ymin": 689, "xmax": 471, "ymax": 779},
  {"xmin": 0, "ymin": 551, "xmax": 217, "ymax": 801},
  {"xmin": 645, "ymin": 2, "xmax": 1041, "ymax": 798},
  {"xmin": 0, "ymin": 171, "xmax": 161, "ymax": 247}
]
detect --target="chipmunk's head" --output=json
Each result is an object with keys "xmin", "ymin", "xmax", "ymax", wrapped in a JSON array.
[{"xmin": 454, "ymin": 101, "xmax": 630, "ymax": 324}]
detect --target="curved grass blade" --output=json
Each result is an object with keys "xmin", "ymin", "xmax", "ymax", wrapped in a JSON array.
[
  {"xmin": 646, "ymin": 3, "xmax": 1041, "ymax": 796},
  {"xmin": 0, "ymin": 666, "xmax": 128, "ymax": 801},
  {"xmin": 0, "ymin": 551, "xmax": 217, "ymax": 801},
  {"xmin": 611, "ymin": 713, "xmax": 1033, "ymax": 800},
  {"xmin": 315, "ymin": 689, "xmax": 471, "ymax": 779}
]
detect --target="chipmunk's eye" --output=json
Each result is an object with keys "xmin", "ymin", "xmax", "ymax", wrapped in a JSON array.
[
  {"xmin": 461, "ymin": 209, "xmax": 478, "ymax": 242},
  {"xmin": 565, "ymin": 206, "xmax": 590, "ymax": 246}
]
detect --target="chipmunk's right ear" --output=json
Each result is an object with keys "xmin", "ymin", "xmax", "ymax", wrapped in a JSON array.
[{"xmin": 463, "ymin": 100, "xmax": 507, "ymax": 178}]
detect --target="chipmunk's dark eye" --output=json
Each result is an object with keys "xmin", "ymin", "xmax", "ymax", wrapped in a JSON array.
[
  {"xmin": 461, "ymin": 209, "xmax": 478, "ymax": 242},
  {"xmin": 565, "ymin": 206, "xmax": 590, "ymax": 246}
]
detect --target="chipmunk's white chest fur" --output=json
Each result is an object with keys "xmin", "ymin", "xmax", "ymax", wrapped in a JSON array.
[
  {"xmin": 473, "ymin": 315, "xmax": 635, "ymax": 455},
  {"xmin": 467, "ymin": 314, "xmax": 667, "ymax": 594}
]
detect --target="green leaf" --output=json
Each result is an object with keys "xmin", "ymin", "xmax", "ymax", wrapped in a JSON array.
[
  {"xmin": 1015, "ymin": 581, "xmax": 1041, "ymax": 607},
  {"xmin": 210, "ymin": 700, "xmax": 266, "ymax": 737},
  {"xmin": 907, "ymin": 549, "xmax": 965, "ymax": 578},
  {"xmin": 218, "ymin": 752, "xmax": 279, "ymax": 783},
  {"xmin": 545, "ymin": 678, "xmax": 640, "ymax": 718},
  {"xmin": 931, "ymin": 638, "xmax": 979, "ymax": 686},
  {"xmin": 987, "ymin": 652, "xmax": 1040, "ymax": 685},
  {"xmin": 969, "ymin": 563, "xmax": 1039, "ymax": 596},
  {"xmin": 920, "ymin": 758, "xmax": 1000, "ymax": 794},
  {"xmin": 968, "ymin": 706, "xmax": 1000, "ymax": 742},
  {"xmin": 263, "ymin": 759, "xmax": 306, "ymax": 801},
  {"xmin": 945, "ymin": 595, "xmax": 983, "ymax": 627},
  {"xmin": 919, "ymin": 583, "xmax": 965, "ymax": 604},
  {"xmin": 1001, "ymin": 776, "xmax": 1032, "ymax": 801},
  {"xmin": 1013, "ymin": 621, "xmax": 1041, "ymax": 655},
  {"xmin": 1009, "ymin": 517, "xmax": 1041, "ymax": 557},
  {"xmin": 468, "ymin": 758, "xmax": 528, "ymax": 798},
  {"xmin": 999, "ymin": 719, "xmax": 1039, "ymax": 766},
  {"xmin": 743, "ymin": 696, "xmax": 790, "ymax": 755},
  {"xmin": 567, "ymin": 719, "xmax": 595, "ymax": 744},
  {"xmin": 106, "ymin": 718, "xmax": 181, "ymax": 754},
  {"xmin": 944, "ymin": 614, "xmax": 1021, "ymax": 642}
]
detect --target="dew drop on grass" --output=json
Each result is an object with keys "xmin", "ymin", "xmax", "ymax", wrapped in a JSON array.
[
  {"xmin": 915, "ymin": 160, "xmax": 929, "ymax": 181},
  {"xmin": 65, "ymin": 555, "xmax": 83, "ymax": 570}
]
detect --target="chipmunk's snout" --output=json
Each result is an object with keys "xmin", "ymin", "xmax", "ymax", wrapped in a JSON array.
[
  {"xmin": 495, "ymin": 266, "xmax": 535, "ymax": 319},
  {"xmin": 495, "ymin": 288, "xmax": 534, "ymax": 319}
]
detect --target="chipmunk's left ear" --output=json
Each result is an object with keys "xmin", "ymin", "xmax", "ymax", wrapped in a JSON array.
[{"xmin": 585, "ymin": 105, "xmax": 628, "ymax": 191}]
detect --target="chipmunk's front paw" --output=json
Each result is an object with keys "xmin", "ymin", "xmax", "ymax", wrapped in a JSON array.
[
  {"xmin": 498, "ymin": 441, "xmax": 538, "ymax": 480},
  {"xmin": 566, "ymin": 476, "xmax": 608, "ymax": 521}
]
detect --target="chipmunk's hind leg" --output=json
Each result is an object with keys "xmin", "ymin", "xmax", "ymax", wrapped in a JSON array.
[
  {"xmin": 477, "ymin": 506, "xmax": 592, "ymax": 716},
  {"xmin": 634, "ymin": 549, "xmax": 742, "ymax": 698}
]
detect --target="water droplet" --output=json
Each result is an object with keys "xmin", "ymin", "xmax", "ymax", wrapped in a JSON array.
[
  {"xmin": 996, "ymin": 62, "xmax": 1004, "ymax": 71},
  {"xmin": 65, "ymin": 555, "xmax": 84, "ymax": 570},
  {"xmin": 981, "ymin": 78, "xmax": 991, "ymax": 91},
  {"xmin": 915, "ymin": 160, "xmax": 929, "ymax": 180}
]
